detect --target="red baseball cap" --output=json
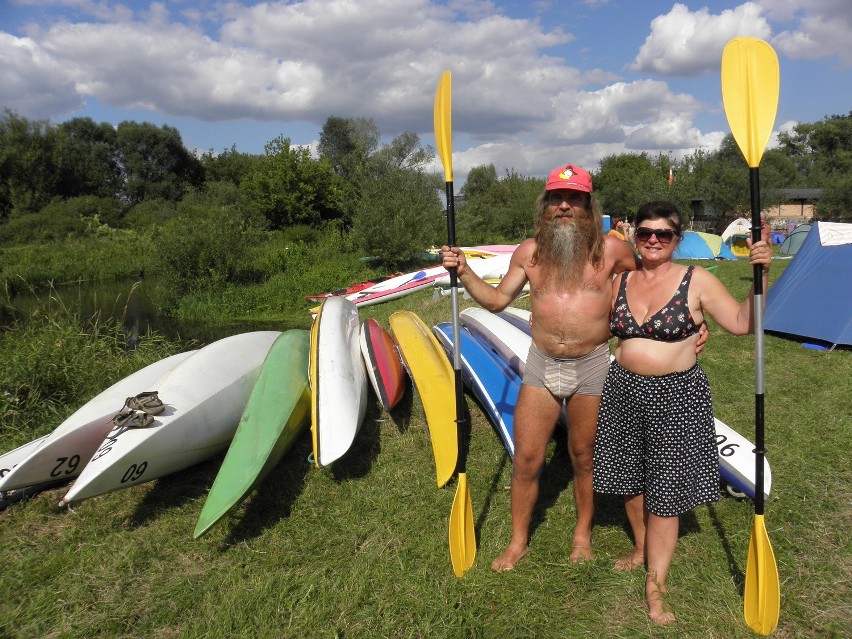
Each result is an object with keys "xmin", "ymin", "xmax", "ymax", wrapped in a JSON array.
[{"xmin": 545, "ymin": 164, "xmax": 592, "ymax": 193}]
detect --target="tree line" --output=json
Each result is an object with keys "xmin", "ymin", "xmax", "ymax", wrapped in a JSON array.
[{"xmin": 1, "ymin": 108, "xmax": 849, "ymax": 266}]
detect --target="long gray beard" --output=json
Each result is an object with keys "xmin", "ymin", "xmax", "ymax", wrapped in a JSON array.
[{"xmin": 538, "ymin": 222, "xmax": 593, "ymax": 289}]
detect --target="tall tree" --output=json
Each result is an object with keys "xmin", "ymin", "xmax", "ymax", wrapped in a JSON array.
[
  {"xmin": 352, "ymin": 165, "xmax": 443, "ymax": 268},
  {"xmin": 595, "ymin": 153, "xmax": 665, "ymax": 219},
  {"xmin": 317, "ymin": 116, "xmax": 380, "ymax": 180},
  {"xmin": 371, "ymin": 130, "xmax": 432, "ymax": 171},
  {"xmin": 199, "ymin": 145, "xmax": 260, "ymax": 186},
  {"xmin": 456, "ymin": 166, "xmax": 542, "ymax": 243},
  {"xmin": 54, "ymin": 117, "xmax": 121, "ymax": 200},
  {"xmin": 0, "ymin": 110, "xmax": 59, "ymax": 216},
  {"xmin": 349, "ymin": 129, "xmax": 445, "ymax": 265},
  {"xmin": 461, "ymin": 164, "xmax": 498, "ymax": 200},
  {"xmin": 240, "ymin": 135, "xmax": 339, "ymax": 229},
  {"xmin": 115, "ymin": 121, "xmax": 203, "ymax": 204}
]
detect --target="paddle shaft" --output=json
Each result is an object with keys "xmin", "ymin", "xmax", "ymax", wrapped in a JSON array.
[
  {"xmin": 749, "ymin": 167, "xmax": 767, "ymax": 515},
  {"xmin": 445, "ymin": 182, "xmax": 469, "ymax": 473}
]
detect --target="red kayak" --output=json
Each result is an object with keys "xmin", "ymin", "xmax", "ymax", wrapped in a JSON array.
[
  {"xmin": 359, "ymin": 318, "xmax": 406, "ymax": 411},
  {"xmin": 305, "ymin": 272, "xmax": 404, "ymax": 300}
]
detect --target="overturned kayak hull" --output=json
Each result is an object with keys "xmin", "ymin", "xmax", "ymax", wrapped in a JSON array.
[
  {"xmin": 0, "ymin": 351, "xmax": 194, "ymax": 492},
  {"xmin": 194, "ymin": 330, "xmax": 311, "ymax": 538},
  {"xmin": 460, "ymin": 307, "xmax": 531, "ymax": 376},
  {"xmin": 389, "ymin": 311, "xmax": 457, "ymax": 487},
  {"xmin": 60, "ymin": 332, "xmax": 281, "ymax": 505},
  {"xmin": 310, "ymin": 297, "xmax": 368, "ymax": 467},
  {"xmin": 433, "ymin": 323, "xmax": 519, "ymax": 458},
  {"xmin": 360, "ymin": 318, "xmax": 405, "ymax": 411}
]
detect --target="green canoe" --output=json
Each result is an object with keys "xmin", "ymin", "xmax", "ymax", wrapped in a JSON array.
[{"xmin": 193, "ymin": 329, "xmax": 310, "ymax": 539}]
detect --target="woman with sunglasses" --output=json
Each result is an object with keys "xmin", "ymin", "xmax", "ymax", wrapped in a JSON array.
[{"xmin": 593, "ymin": 200, "xmax": 772, "ymax": 625}]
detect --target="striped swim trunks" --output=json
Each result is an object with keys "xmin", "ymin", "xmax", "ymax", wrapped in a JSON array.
[{"xmin": 521, "ymin": 341, "xmax": 610, "ymax": 399}]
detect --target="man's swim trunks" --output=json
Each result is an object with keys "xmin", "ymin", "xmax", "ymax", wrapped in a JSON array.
[{"xmin": 521, "ymin": 342, "xmax": 610, "ymax": 398}]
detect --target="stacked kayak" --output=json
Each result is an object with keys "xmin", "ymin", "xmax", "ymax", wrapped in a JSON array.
[
  {"xmin": 360, "ymin": 318, "xmax": 405, "ymax": 412},
  {"xmin": 460, "ymin": 307, "xmax": 531, "ymax": 376},
  {"xmin": 389, "ymin": 311, "xmax": 457, "ymax": 487},
  {"xmin": 0, "ymin": 351, "xmax": 195, "ymax": 493},
  {"xmin": 310, "ymin": 297, "xmax": 368, "ymax": 467},
  {"xmin": 194, "ymin": 329, "xmax": 311, "ymax": 538},
  {"xmin": 433, "ymin": 323, "xmax": 519, "ymax": 458},
  {"xmin": 310, "ymin": 254, "xmax": 515, "ymax": 314},
  {"xmin": 60, "ymin": 331, "xmax": 281, "ymax": 505}
]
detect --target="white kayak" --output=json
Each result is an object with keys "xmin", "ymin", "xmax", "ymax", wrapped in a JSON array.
[
  {"xmin": 460, "ymin": 307, "xmax": 532, "ymax": 376},
  {"xmin": 0, "ymin": 436, "xmax": 51, "ymax": 508},
  {"xmin": 0, "ymin": 351, "xmax": 194, "ymax": 492},
  {"xmin": 0, "ymin": 436, "xmax": 48, "ymax": 485},
  {"xmin": 715, "ymin": 418, "xmax": 772, "ymax": 499},
  {"xmin": 433, "ymin": 254, "xmax": 512, "ymax": 286},
  {"xmin": 310, "ymin": 297, "xmax": 368, "ymax": 467},
  {"xmin": 60, "ymin": 332, "xmax": 281, "ymax": 505}
]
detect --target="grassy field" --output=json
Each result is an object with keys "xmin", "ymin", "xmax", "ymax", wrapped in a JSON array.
[{"xmin": 1, "ymin": 258, "xmax": 849, "ymax": 638}]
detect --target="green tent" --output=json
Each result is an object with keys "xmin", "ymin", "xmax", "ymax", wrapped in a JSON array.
[{"xmin": 779, "ymin": 224, "xmax": 811, "ymax": 256}]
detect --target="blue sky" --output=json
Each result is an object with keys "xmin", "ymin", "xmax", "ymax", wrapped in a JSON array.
[{"xmin": 2, "ymin": 1, "xmax": 850, "ymax": 184}]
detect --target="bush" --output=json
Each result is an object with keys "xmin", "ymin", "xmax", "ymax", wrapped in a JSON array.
[
  {"xmin": 0, "ymin": 196, "xmax": 128, "ymax": 246},
  {"xmin": 122, "ymin": 198, "xmax": 177, "ymax": 230},
  {"xmin": 147, "ymin": 182, "xmax": 270, "ymax": 310},
  {"xmin": 352, "ymin": 167, "xmax": 444, "ymax": 269}
]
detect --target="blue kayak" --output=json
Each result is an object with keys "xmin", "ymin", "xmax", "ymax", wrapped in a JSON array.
[{"xmin": 433, "ymin": 322, "xmax": 519, "ymax": 458}]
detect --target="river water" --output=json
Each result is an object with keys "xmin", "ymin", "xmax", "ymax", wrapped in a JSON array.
[{"xmin": 4, "ymin": 278, "xmax": 289, "ymax": 346}]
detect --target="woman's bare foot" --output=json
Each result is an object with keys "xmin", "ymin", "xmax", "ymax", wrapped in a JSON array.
[
  {"xmin": 646, "ymin": 580, "xmax": 675, "ymax": 625},
  {"xmin": 491, "ymin": 542, "xmax": 529, "ymax": 571},
  {"xmin": 614, "ymin": 549, "xmax": 645, "ymax": 572},
  {"xmin": 649, "ymin": 607, "xmax": 676, "ymax": 625},
  {"xmin": 570, "ymin": 544, "xmax": 594, "ymax": 563}
]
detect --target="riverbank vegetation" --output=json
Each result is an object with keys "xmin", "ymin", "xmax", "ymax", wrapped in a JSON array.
[{"xmin": 2, "ymin": 110, "xmax": 851, "ymax": 324}]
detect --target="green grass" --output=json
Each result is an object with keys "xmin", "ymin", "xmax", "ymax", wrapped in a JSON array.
[{"xmin": 1, "ymin": 259, "xmax": 850, "ymax": 638}]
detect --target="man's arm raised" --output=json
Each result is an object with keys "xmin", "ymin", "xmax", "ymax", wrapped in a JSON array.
[{"xmin": 441, "ymin": 243, "xmax": 530, "ymax": 313}]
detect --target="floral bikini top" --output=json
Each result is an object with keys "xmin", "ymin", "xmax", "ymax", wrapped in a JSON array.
[{"xmin": 610, "ymin": 266, "xmax": 700, "ymax": 341}]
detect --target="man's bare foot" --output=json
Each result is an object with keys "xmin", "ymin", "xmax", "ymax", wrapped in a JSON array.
[
  {"xmin": 570, "ymin": 544, "xmax": 594, "ymax": 563},
  {"xmin": 613, "ymin": 549, "xmax": 644, "ymax": 572},
  {"xmin": 491, "ymin": 542, "xmax": 529, "ymax": 571}
]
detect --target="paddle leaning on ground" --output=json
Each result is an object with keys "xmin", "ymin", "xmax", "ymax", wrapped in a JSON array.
[
  {"xmin": 721, "ymin": 36, "xmax": 782, "ymax": 636},
  {"xmin": 434, "ymin": 70, "xmax": 475, "ymax": 577}
]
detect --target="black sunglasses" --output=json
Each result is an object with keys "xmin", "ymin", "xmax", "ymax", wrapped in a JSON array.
[{"xmin": 635, "ymin": 227, "xmax": 677, "ymax": 244}]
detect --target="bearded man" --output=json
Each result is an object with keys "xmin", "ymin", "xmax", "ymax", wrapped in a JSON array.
[{"xmin": 441, "ymin": 163, "xmax": 640, "ymax": 570}]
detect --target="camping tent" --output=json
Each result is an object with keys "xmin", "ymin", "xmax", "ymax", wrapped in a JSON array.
[
  {"xmin": 674, "ymin": 231, "xmax": 735, "ymax": 260},
  {"xmin": 721, "ymin": 217, "xmax": 752, "ymax": 257},
  {"xmin": 765, "ymin": 221, "xmax": 852, "ymax": 347},
  {"xmin": 778, "ymin": 223, "xmax": 811, "ymax": 256},
  {"xmin": 721, "ymin": 217, "xmax": 751, "ymax": 243}
]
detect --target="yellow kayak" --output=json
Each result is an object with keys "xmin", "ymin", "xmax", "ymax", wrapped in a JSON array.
[{"xmin": 388, "ymin": 311, "xmax": 457, "ymax": 488}]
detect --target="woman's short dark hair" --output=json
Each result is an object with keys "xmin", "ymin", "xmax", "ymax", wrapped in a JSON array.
[{"xmin": 635, "ymin": 201, "xmax": 683, "ymax": 236}]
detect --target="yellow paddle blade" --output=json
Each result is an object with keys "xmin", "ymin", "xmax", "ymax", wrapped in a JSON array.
[
  {"xmin": 721, "ymin": 37, "xmax": 780, "ymax": 168},
  {"xmin": 744, "ymin": 514, "xmax": 781, "ymax": 635},
  {"xmin": 434, "ymin": 70, "xmax": 453, "ymax": 183},
  {"xmin": 449, "ymin": 471, "xmax": 475, "ymax": 577}
]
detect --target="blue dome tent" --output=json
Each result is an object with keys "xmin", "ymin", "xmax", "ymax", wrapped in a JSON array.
[
  {"xmin": 674, "ymin": 231, "xmax": 735, "ymax": 260},
  {"xmin": 765, "ymin": 221, "xmax": 852, "ymax": 348}
]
